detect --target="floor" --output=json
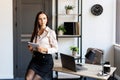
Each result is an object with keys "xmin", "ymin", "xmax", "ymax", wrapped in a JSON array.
[
  {"xmin": 0, "ymin": 76, "xmax": 117, "ymax": 80},
  {"xmin": 0, "ymin": 78, "xmax": 82, "ymax": 80}
]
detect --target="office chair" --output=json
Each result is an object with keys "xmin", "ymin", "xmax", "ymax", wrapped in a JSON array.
[
  {"xmin": 85, "ymin": 48, "xmax": 103, "ymax": 65},
  {"xmin": 84, "ymin": 48, "xmax": 104, "ymax": 80}
]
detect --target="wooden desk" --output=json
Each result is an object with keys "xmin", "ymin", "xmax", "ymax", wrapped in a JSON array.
[{"xmin": 53, "ymin": 60, "xmax": 116, "ymax": 80}]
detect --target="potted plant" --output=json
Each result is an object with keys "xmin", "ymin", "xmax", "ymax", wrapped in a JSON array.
[
  {"xmin": 70, "ymin": 46, "xmax": 79, "ymax": 56},
  {"xmin": 65, "ymin": 5, "xmax": 74, "ymax": 14},
  {"xmin": 57, "ymin": 25, "xmax": 66, "ymax": 35}
]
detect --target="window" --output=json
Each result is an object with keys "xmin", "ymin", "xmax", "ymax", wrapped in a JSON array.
[{"xmin": 116, "ymin": 0, "xmax": 120, "ymax": 44}]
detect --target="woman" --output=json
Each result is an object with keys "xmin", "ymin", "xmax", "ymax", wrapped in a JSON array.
[{"xmin": 25, "ymin": 11, "xmax": 58, "ymax": 80}]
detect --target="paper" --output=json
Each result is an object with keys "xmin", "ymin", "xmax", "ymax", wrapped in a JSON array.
[{"xmin": 28, "ymin": 42, "xmax": 39, "ymax": 48}]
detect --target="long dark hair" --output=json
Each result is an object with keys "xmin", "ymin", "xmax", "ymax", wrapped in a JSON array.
[{"xmin": 30, "ymin": 11, "xmax": 48, "ymax": 42}]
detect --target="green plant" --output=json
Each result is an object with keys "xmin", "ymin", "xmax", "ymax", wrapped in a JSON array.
[
  {"xmin": 57, "ymin": 26, "xmax": 66, "ymax": 33},
  {"xmin": 65, "ymin": 5, "xmax": 74, "ymax": 10},
  {"xmin": 70, "ymin": 46, "xmax": 79, "ymax": 52}
]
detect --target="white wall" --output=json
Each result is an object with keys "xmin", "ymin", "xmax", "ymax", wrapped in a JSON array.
[
  {"xmin": 0, "ymin": 0, "xmax": 13, "ymax": 79},
  {"xmin": 82, "ymin": 0, "xmax": 116, "ymax": 66}
]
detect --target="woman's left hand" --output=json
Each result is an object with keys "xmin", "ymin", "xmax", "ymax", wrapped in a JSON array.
[{"xmin": 37, "ymin": 47, "xmax": 48, "ymax": 54}]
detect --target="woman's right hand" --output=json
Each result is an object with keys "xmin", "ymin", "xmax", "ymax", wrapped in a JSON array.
[{"xmin": 28, "ymin": 45, "xmax": 33, "ymax": 52}]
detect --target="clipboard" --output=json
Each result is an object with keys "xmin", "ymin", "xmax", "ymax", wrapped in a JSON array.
[{"xmin": 28, "ymin": 42, "xmax": 39, "ymax": 48}]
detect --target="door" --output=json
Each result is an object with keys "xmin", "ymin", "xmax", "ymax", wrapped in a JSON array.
[{"xmin": 14, "ymin": 0, "xmax": 52, "ymax": 78}]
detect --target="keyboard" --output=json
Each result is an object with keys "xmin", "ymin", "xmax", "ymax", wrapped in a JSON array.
[{"xmin": 76, "ymin": 63, "xmax": 82, "ymax": 66}]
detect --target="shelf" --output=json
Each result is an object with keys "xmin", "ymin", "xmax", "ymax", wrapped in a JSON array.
[
  {"xmin": 57, "ymin": 35, "xmax": 81, "ymax": 38},
  {"xmin": 57, "ymin": 14, "xmax": 81, "ymax": 16},
  {"xmin": 56, "ymin": 0, "xmax": 82, "ymax": 63}
]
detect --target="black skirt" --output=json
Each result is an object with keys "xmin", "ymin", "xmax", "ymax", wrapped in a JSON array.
[{"xmin": 27, "ymin": 51, "xmax": 53, "ymax": 79}]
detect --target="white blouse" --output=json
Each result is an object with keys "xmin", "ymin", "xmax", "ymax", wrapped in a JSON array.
[{"xmin": 33, "ymin": 27, "xmax": 58, "ymax": 54}]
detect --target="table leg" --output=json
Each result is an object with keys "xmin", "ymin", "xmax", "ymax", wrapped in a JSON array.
[
  {"xmin": 112, "ymin": 72, "xmax": 115, "ymax": 80},
  {"xmin": 55, "ymin": 71, "xmax": 58, "ymax": 80},
  {"xmin": 79, "ymin": 76, "xmax": 85, "ymax": 80}
]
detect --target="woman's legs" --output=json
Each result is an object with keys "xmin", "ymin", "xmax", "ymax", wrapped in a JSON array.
[
  {"xmin": 33, "ymin": 74, "xmax": 42, "ymax": 80},
  {"xmin": 25, "ymin": 69, "xmax": 35, "ymax": 80},
  {"xmin": 25, "ymin": 69, "xmax": 42, "ymax": 80}
]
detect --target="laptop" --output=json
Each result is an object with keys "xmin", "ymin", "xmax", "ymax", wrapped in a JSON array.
[{"xmin": 60, "ymin": 53, "xmax": 83, "ymax": 72}]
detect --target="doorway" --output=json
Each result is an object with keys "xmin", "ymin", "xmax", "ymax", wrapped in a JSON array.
[{"xmin": 13, "ymin": 0, "xmax": 52, "ymax": 78}]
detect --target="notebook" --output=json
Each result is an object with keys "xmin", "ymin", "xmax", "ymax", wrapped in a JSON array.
[{"xmin": 60, "ymin": 53, "xmax": 83, "ymax": 72}]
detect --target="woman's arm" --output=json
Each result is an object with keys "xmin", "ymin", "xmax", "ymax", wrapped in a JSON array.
[
  {"xmin": 37, "ymin": 47, "xmax": 48, "ymax": 54},
  {"xmin": 47, "ymin": 30, "xmax": 58, "ymax": 54}
]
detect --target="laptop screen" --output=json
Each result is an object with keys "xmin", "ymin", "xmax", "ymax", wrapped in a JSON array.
[{"xmin": 60, "ymin": 53, "xmax": 77, "ymax": 72}]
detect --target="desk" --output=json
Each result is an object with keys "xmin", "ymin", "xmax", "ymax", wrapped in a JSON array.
[{"xmin": 53, "ymin": 60, "xmax": 116, "ymax": 80}]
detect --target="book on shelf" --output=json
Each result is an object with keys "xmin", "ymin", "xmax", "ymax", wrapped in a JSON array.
[
  {"xmin": 64, "ymin": 22, "xmax": 80, "ymax": 36},
  {"xmin": 75, "ymin": 22, "xmax": 80, "ymax": 35}
]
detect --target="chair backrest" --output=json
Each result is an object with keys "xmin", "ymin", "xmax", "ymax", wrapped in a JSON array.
[{"xmin": 85, "ymin": 48, "xmax": 103, "ymax": 65}]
